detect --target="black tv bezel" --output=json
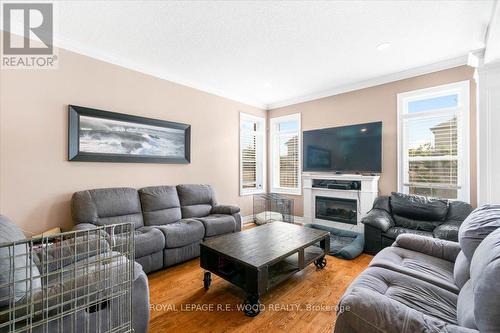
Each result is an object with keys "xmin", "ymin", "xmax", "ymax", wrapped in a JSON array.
[{"xmin": 302, "ymin": 121, "xmax": 382, "ymax": 174}]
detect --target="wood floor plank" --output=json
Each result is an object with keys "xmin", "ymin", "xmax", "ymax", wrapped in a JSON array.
[{"xmin": 148, "ymin": 251, "xmax": 372, "ymax": 332}]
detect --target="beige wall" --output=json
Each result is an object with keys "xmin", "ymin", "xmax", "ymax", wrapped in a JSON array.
[
  {"xmin": 268, "ymin": 66, "xmax": 477, "ymax": 217},
  {"xmin": 0, "ymin": 47, "xmax": 265, "ymax": 235},
  {"xmin": 0, "ymin": 46, "xmax": 477, "ymax": 234}
]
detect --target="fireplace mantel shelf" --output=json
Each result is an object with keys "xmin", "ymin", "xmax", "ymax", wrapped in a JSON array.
[{"xmin": 302, "ymin": 173, "xmax": 380, "ymax": 181}]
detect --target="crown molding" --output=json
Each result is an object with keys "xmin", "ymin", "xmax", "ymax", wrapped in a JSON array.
[
  {"xmin": 6, "ymin": 30, "xmax": 472, "ymax": 112},
  {"xmin": 52, "ymin": 36, "xmax": 268, "ymax": 110},
  {"xmin": 52, "ymin": 35, "xmax": 471, "ymax": 112},
  {"xmin": 265, "ymin": 55, "xmax": 469, "ymax": 110}
]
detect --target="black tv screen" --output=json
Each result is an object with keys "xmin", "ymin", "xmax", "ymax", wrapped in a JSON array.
[{"xmin": 303, "ymin": 121, "xmax": 382, "ymax": 173}]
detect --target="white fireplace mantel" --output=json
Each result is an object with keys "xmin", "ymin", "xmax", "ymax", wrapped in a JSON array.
[{"xmin": 303, "ymin": 173, "xmax": 380, "ymax": 233}]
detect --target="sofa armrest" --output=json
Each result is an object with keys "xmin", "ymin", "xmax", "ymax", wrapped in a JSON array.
[
  {"xmin": 361, "ymin": 209, "xmax": 395, "ymax": 232},
  {"xmin": 335, "ymin": 288, "xmax": 478, "ymax": 333},
  {"xmin": 433, "ymin": 221, "xmax": 461, "ymax": 242},
  {"xmin": 211, "ymin": 204, "xmax": 240, "ymax": 215},
  {"xmin": 393, "ymin": 234, "xmax": 461, "ymax": 262},
  {"xmin": 232, "ymin": 213, "xmax": 242, "ymax": 232}
]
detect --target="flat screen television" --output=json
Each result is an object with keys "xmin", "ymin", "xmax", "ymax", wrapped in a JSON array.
[{"xmin": 303, "ymin": 121, "xmax": 382, "ymax": 173}]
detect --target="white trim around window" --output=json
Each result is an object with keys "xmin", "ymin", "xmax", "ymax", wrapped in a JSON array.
[
  {"xmin": 239, "ymin": 112, "xmax": 266, "ymax": 196},
  {"xmin": 397, "ymin": 80, "xmax": 470, "ymax": 202},
  {"xmin": 270, "ymin": 113, "xmax": 302, "ymax": 195}
]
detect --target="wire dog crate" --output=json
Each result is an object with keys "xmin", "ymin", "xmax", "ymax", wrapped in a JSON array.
[
  {"xmin": 0, "ymin": 223, "xmax": 135, "ymax": 333},
  {"xmin": 253, "ymin": 193, "xmax": 294, "ymax": 225}
]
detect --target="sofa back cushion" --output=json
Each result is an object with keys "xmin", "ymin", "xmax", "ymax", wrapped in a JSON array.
[
  {"xmin": 465, "ymin": 227, "xmax": 500, "ymax": 332},
  {"xmin": 139, "ymin": 186, "xmax": 182, "ymax": 225},
  {"xmin": 458, "ymin": 204, "xmax": 500, "ymax": 261},
  {"xmin": 446, "ymin": 201, "xmax": 474, "ymax": 222},
  {"xmin": 71, "ymin": 187, "xmax": 144, "ymax": 229},
  {"xmin": 391, "ymin": 192, "xmax": 448, "ymax": 221},
  {"xmin": 390, "ymin": 192, "xmax": 449, "ymax": 222},
  {"xmin": 177, "ymin": 184, "xmax": 216, "ymax": 218},
  {"xmin": 389, "ymin": 193, "xmax": 449, "ymax": 232},
  {"xmin": 0, "ymin": 215, "xmax": 42, "ymax": 308}
]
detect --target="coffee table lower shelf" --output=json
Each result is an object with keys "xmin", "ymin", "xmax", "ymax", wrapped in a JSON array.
[{"xmin": 200, "ymin": 235, "xmax": 330, "ymax": 317}]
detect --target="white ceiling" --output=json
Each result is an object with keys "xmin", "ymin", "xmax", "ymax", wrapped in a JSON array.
[{"xmin": 35, "ymin": 1, "xmax": 500, "ymax": 108}]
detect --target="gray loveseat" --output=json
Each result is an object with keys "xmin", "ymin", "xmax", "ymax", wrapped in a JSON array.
[
  {"xmin": 335, "ymin": 204, "xmax": 500, "ymax": 333},
  {"xmin": 72, "ymin": 184, "xmax": 241, "ymax": 273}
]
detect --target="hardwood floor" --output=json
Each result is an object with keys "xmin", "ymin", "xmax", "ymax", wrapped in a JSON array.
[{"xmin": 147, "ymin": 250, "xmax": 372, "ymax": 333}]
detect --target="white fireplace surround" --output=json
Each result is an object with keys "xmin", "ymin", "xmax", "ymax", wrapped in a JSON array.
[{"xmin": 303, "ymin": 173, "xmax": 380, "ymax": 233}]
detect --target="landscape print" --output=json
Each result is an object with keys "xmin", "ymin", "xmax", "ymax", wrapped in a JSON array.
[{"xmin": 79, "ymin": 115, "xmax": 185, "ymax": 158}]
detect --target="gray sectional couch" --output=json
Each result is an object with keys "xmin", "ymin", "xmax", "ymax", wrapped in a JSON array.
[
  {"xmin": 71, "ymin": 184, "xmax": 241, "ymax": 273},
  {"xmin": 335, "ymin": 204, "xmax": 500, "ymax": 333},
  {"xmin": 0, "ymin": 215, "xmax": 149, "ymax": 333}
]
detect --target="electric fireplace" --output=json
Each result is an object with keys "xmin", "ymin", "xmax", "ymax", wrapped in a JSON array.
[{"xmin": 315, "ymin": 196, "xmax": 357, "ymax": 225}]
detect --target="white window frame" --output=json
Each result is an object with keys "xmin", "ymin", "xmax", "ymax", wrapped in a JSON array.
[
  {"xmin": 397, "ymin": 80, "xmax": 470, "ymax": 202},
  {"xmin": 239, "ymin": 112, "xmax": 266, "ymax": 196},
  {"xmin": 270, "ymin": 113, "xmax": 302, "ymax": 195}
]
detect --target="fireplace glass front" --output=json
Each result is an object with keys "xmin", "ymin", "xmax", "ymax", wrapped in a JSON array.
[{"xmin": 315, "ymin": 196, "xmax": 357, "ymax": 225}]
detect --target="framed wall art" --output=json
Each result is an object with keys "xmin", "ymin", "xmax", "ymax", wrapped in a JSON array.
[{"xmin": 68, "ymin": 105, "xmax": 191, "ymax": 163}]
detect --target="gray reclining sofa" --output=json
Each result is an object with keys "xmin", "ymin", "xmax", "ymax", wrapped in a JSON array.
[
  {"xmin": 72, "ymin": 184, "xmax": 241, "ymax": 273},
  {"xmin": 335, "ymin": 204, "xmax": 500, "ymax": 333}
]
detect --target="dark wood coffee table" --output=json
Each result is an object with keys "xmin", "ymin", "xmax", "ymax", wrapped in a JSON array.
[{"xmin": 200, "ymin": 222, "xmax": 330, "ymax": 316}]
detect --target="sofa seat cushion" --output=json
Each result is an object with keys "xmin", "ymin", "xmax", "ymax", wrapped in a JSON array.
[
  {"xmin": 196, "ymin": 214, "xmax": 236, "ymax": 237},
  {"xmin": 393, "ymin": 215, "xmax": 441, "ymax": 232},
  {"xmin": 0, "ymin": 251, "xmax": 141, "ymax": 325},
  {"xmin": 383, "ymin": 227, "xmax": 433, "ymax": 240},
  {"xmin": 155, "ymin": 219, "xmax": 204, "ymax": 248},
  {"xmin": 369, "ymin": 247, "xmax": 458, "ymax": 293},
  {"xmin": 344, "ymin": 266, "xmax": 458, "ymax": 324},
  {"xmin": 120, "ymin": 227, "xmax": 165, "ymax": 258}
]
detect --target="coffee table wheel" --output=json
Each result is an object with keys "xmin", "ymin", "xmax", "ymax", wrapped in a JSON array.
[
  {"xmin": 314, "ymin": 256, "xmax": 327, "ymax": 269},
  {"xmin": 243, "ymin": 294, "xmax": 261, "ymax": 317},
  {"xmin": 203, "ymin": 272, "xmax": 212, "ymax": 290}
]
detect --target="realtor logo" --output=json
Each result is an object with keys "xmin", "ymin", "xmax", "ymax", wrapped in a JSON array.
[{"xmin": 2, "ymin": 2, "xmax": 57, "ymax": 68}]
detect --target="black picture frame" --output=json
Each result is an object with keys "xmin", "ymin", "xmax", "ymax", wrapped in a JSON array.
[{"xmin": 68, "ymin": 105, "xmax": 191, "ymax": 164}]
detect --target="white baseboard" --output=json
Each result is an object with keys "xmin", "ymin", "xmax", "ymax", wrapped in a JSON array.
[
  {"xmin": 241, "ymin": 215, "xmax": 254, "ymax": 225},
  {"xmin": 242, "ymin": 215, "xmax": 304, "ymax": 225}
]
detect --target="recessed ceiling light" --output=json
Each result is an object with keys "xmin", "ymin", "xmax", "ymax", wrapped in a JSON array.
[
  {"xmin": 360, "ymin": 128, "xmax": 367, "ymax": 132},
  {"xmin": 377, "ymin": 42, "xmax": 391, "ymax": 51}
]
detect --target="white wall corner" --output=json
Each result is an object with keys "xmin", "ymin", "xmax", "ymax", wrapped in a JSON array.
[
  {"xmin": 476, "ymin": 63, "xmax": 500, "ymax": 205},
  {"xmin": 484, "ymin": 0, "xmax": 500, "ymax": 65}
]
